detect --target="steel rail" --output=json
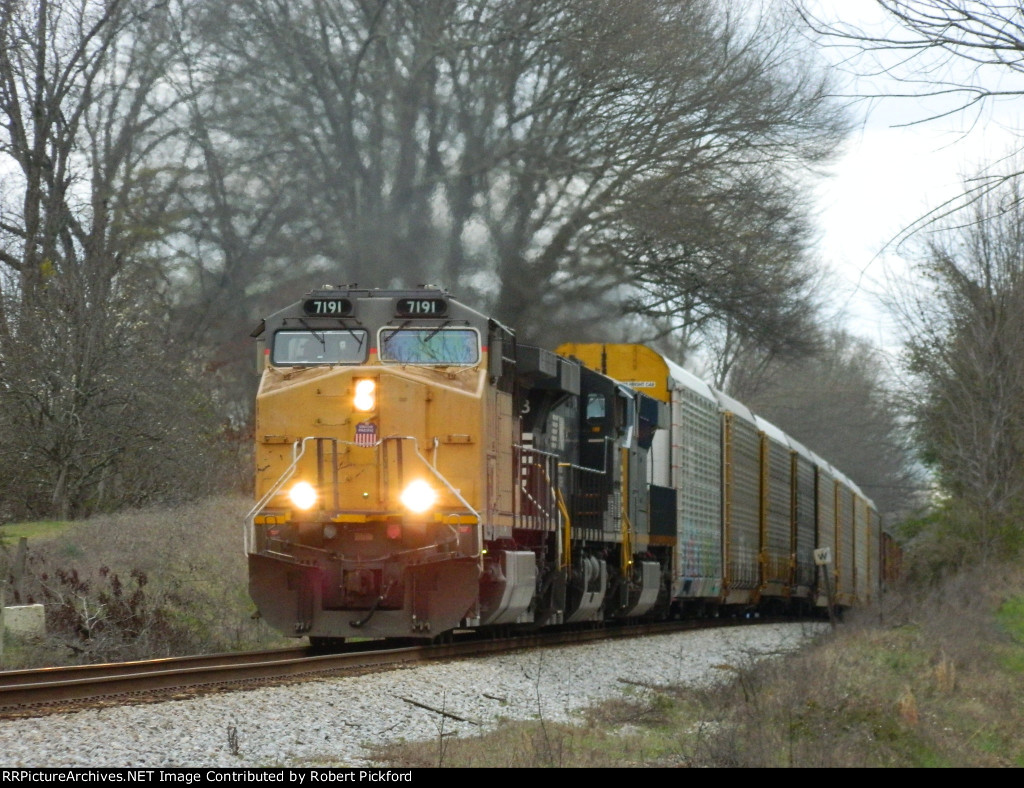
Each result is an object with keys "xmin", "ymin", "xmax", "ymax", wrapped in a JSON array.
[
  {"xmin": 0, "ymin": 619, "xmax": 749, "ymax": 717},
  {"xmin": 0, "ymin": 644, "xmax": 421, "ymax": 714}
]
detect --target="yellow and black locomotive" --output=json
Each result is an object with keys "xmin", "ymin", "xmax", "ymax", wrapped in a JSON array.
[{"xmin": 246, "ymin": 285, "xmax": 882, "ymax": 642}]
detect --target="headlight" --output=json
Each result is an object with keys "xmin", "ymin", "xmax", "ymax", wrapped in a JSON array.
[
  {"xmin": 289, "ymin": 481, "xmax": 318, "ymax": 510},
  {"xmin": 400, "ymin": 480, "xmax": 436, "ymax": 514},
  {"xmin": 354, "ymin": 378, "xmax": 376, "ymax": 411}
]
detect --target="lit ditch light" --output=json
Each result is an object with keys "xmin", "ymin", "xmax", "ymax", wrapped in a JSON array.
[
  {"xmin": 288, "ymin": 481, "xmax": 318, "ymax": 510},
  {"xmin": 400, "ymin": 479, "xmax": 436, "ymax": 514}
]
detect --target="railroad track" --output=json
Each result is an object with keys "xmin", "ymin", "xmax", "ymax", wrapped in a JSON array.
[
  {"xmin": 0, "ymin": 642, "xmax": 420, "ymax": 717},
  {"xmin": 0, "ymin": 618, "xmax": 745, "ymax": 718}
]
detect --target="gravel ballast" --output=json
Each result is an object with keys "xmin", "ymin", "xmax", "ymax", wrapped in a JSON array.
[{"xmin": 0, "ymin": 623, "xmax": 826, "ymax": 768}]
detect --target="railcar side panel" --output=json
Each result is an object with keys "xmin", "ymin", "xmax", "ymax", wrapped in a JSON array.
[
  {"xmin": 717, "ymin": 392, "xmax": 760, "ymax": 606},
  {"xmin": 835, "ymin": 480, "xmax": 856, "ymax": 606},
  {"xmin": 672, "ymin": 377, "xmax": 723, "ymax": 604},
  {"xmin": 814, "ymin": 462, "xmax": 838, "ymax": 608},
  {"xmin": 853, "ymin": 494, "xmax": 871, "ymax": 605},
  {"xmin": 881, "ymin": 529, "xmax": 902, "ymax": 588},
  {"xmin": 755, "ymin": 416, "xmax": 794, "ymax": 599},
  {"xmin": 790, "ymin": 442, "xmax": 817, "ymax": 601}
]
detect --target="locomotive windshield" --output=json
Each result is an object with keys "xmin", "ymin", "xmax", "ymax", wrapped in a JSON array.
[
  {"xmin": 379, "ymin": 327, "xmax": 479, "ymax": 365},
  {"xmin": 272, "ymin": 329, "xmax": 368, "ymax": 365}
]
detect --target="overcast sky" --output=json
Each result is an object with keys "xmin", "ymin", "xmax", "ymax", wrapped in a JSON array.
[
  {"xmin": 804, "ymin": 1, "xmax": 1024, "ymax": 349},
  {"xmin": 815, "ymin": 103, "xmax": 1019, "ymax": 349}
]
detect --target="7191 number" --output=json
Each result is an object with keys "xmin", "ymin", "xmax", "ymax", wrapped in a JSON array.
[{"xmin": 396, "ymin": 298, "xmax": 446, "ymax": 316}]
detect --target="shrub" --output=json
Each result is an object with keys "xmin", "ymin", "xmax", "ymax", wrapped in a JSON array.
[{"xmin": 1, "ymin": 495, "xmax": 290, "ymax": 668}]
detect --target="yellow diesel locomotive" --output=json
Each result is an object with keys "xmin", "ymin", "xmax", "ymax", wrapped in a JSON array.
[{"xmin": 245, "ymin": 285, "xmax": 882, "ymax": 642}]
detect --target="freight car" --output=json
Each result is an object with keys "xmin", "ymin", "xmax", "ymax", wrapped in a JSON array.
[{"xmin": 245, "ymin": 285, "xmax": 883, "ymax": 642}]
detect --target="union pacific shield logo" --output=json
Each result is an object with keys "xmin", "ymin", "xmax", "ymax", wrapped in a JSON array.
[{"xmin": 355, "ymin": 421, "xmax": 377, "ymax": 447}]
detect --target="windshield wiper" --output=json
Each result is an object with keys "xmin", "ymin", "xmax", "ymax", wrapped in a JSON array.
[
  {"xmin": 384, "ymin": 320, "xmax": 413, "ymax": 348},
  {"xmin": 334, "ymin": 319, "xmax": 364, "ymax": 349},
  {"xmin": 422, "ymin": 320, "xmax": 452, "ymax": 343},
  {"xmin": 298, "ymin": 319, "xmax": 325, "ymax": 346}
]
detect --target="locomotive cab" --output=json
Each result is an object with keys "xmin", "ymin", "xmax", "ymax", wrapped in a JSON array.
[{"xmin": 245, "ymin": 286, "xmax": 515, "ymax": 640}]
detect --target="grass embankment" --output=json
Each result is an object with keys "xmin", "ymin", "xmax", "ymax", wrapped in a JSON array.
[
  {"xmin": 0, "ymin": 496, "xmax": 291, "ymax": 667},
  {"xmin": 365, "ymin": 563, "xmax": 1024, "ymax": 768},
  {"xmin": 0, "ymin": 520, "xmax": 73, "ymax": 543}
]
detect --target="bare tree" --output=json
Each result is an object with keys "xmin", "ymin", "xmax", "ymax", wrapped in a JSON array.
[
  {"xmin": 794, "ymin": 1, "xmax": 1024, "ymax": 559},
  {"xmin": 797, "ymin": 0, "xmax": 1024, "ymax": 229},
  {"xmin": 626, "ymin": 170, "xmax": 830, "ymax": 387},
  {"xmin": 179, "ymin": 0, "xmax": 847, "ymax": 350},
  {"xmin": 0, "ymin": 0, "xmax": 230, "ymax": 520}
]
